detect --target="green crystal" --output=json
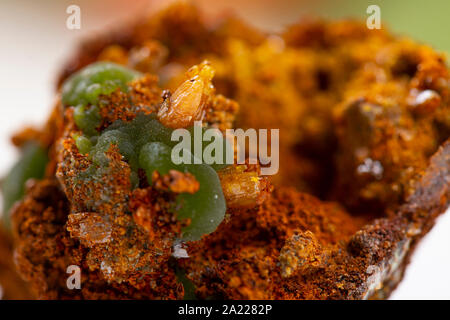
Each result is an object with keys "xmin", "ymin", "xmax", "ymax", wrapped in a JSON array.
[
  {"xmin": 2, "ymin": 142, "xmax": 48, "ymax": 229},
  {"xmin": 62, "ymin": 62, "xmax": 142, "ymax": 136},
  {"xmin": 62, "ymin": 62, "xmax": 141, "ymax": 108}
]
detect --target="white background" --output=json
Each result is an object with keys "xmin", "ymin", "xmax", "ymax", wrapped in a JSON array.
[{"xmin": 0, "ymin": 0, "xmax": 448, "ymax": 299}]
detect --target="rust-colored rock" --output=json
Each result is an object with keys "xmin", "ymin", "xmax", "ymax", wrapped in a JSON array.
[{"xmin": 6, "ymin": 3, "xmax": 449, "ymax": 299}]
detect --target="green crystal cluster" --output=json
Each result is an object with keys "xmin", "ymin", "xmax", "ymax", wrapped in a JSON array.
[{"xmin": 62, "ymin": 62, "xmax": 228, "ymax": 241}]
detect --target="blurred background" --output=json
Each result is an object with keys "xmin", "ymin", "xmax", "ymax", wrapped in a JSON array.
[{"xmin": 0, "ymin": 0, "xmax": 449, "ymax": 299}]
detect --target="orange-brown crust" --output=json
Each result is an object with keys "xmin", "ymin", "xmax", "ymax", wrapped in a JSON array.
[{"xmin": 0, "ymin": 226, "xmax": 33, "ymax": 300}]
